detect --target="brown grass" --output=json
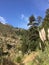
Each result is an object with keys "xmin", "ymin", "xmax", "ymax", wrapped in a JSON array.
[{"xmin": 23, "ymin": 52, "xmax": 38, "ymax": 64}]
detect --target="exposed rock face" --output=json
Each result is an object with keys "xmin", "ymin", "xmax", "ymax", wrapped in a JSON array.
[
  {"xmin": 0, "ymin": 22, "xmax": 23, "ymax": 64},
  {"xmin": 0, "ymin": 22, "xmax": 29, "ymax": 65},
  {"xmin": 0, "ymin": 35, "xmax": 21, "ymax": 58}
]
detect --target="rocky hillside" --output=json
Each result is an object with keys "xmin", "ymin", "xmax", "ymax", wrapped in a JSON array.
[{"xmin": 0, "ymin": 22, "xmax": 24, "ymax": 64}]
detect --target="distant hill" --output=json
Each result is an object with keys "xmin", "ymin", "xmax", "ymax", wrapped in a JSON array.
[
  {"xmin": 0, "ymin": 22, "xmax": 26, "ymax": 37},
  {"xmin": 0, "ymin": 22, "xmax": 16, "ymax": 36}
]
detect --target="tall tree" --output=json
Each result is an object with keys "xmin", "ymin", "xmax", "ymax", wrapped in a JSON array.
[
  {"xmin": 42, "ymin": 8, "xmax": 49, "ymax": 29},
  {"xmin": 37, "ymin": 16, "xmax": 42, "ymax": 26},
  {"xmin": 28, "ymin": 15, "xmax": 39, "ymax": 51},
  {"xmin": 42, "ymin": 8, "xmax": 49, "ymax": 40}
]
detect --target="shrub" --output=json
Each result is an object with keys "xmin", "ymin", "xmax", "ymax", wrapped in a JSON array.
[{"xmin": 16, "ymin": 56, "xmax": 22, "ymax": 63}]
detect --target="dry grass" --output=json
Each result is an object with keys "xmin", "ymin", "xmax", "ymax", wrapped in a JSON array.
[{"xmin": 23, "ymin": 52, "xmax": 38, "ymax": 65}]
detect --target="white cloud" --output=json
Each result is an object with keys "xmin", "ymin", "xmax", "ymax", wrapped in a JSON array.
[
  {"xmin": 21, "ymin": 14, "xmax": 25, "ymax": 19},
  {"xmin": 0, "ymin": 16, "xmax": 6, "ymax": 24},
  {"xmin": 21, "ymin": 14, "xmax": 29, "ymax": 23},
  {"xmin": 20, "ymin": 14, "xmax": 29, "ymax": 29}
]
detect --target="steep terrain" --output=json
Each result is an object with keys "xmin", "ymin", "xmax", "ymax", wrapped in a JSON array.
[
  {"xmin": 0, "ymin": 22, "xmax": 38, "ymax": 65},
  {"xmin": 0, "ymin": 22, "xmax": 24, "ymax": 64}
]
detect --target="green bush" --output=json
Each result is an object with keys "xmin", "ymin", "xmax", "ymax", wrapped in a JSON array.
[{"xmin": 16, "ymin": 56, "xmax": 22, "ymax": 63}]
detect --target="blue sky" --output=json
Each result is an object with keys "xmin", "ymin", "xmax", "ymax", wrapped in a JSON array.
[{"xmin": 0, "ymin": 0, "xmax": 49, "ymax": 29}]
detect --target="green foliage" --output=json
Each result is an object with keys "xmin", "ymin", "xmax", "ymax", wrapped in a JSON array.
[
  {"xmin": 21, "ymin": 14, "xmax": 43, "ymax": 54},
  {"xmin": 42, "ymin": 8, "xmax": 49, "ymax": 35},
  {"xmin": 27, "ymin": 15, "xmax": 40, "ymax": 52},
  {"xmin": 28, "ymin": 26, "xmax": 39, "ymax": 41},
  {"xmin": 28, "ymin": 15, "xmax": 36, "ymax": 25},
  {"xmin": 16, "ymin": 56, "xmax": 22, "ymax": 63},
  {"xmin": 31, "ymin": 41, "xmax": 49, "ymax": 65},
  {"xmin": 21, "ymin": 30, "xmax": 29, "ymax": 54}
]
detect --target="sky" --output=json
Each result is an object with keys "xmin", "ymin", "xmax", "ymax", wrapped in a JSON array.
[{"xmin": 0, "ymin": 0, "xmax": 49, "ymax": 29}]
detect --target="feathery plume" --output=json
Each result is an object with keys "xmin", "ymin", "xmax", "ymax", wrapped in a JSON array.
[{"xmin": 39, "ymin": 28, "xmax": 46, "ymax": 42}]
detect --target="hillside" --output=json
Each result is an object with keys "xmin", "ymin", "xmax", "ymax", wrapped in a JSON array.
[
  {"xmin": 0, "ymin": 22, "xmax": 40, "ymax": 65},
  {"xmin": 0, "ymin": 22, "xmax": 25, "ymax": 64}
]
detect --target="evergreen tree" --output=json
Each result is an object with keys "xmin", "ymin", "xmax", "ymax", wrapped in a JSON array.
[{"xmin": 28, "ymin": 15, "xmax": 40, "ymax": 51}]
